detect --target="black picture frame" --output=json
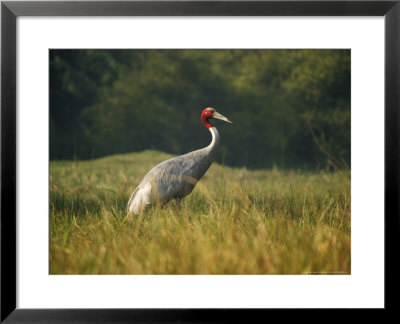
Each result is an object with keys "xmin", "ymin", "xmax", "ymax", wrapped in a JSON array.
[{"xmin": 1, "ymin": 0, "xmax": 399, "ymax": 322}]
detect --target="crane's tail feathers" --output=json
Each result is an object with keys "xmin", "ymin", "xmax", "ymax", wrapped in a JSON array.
[
  {"xmin": 127, "ymin": 187, "xmax": 139, "ymax": 209},
  {"xmin": 126, "ymin": 184, "xmax": 152, "ymax": 221}
]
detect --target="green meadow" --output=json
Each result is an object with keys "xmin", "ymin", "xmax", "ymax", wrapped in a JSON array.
[{"xmin": 50, "ymin": 150, "xmax": 350, "ymax": 275}]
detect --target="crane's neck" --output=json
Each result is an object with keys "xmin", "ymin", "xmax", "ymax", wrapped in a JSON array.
[{"xmin": 206, "ymin": 127, "xmax": 220, "ymax": 157}]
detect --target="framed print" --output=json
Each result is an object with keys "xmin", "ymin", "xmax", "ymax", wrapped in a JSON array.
[{"xmin": 1, "ymin": 0, "xmax": 399, "ymax": 321}]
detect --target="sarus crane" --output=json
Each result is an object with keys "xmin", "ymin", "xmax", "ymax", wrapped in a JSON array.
[{"xmin": 127, "ymin": 107, "xmax": 232, "ymax": 218}]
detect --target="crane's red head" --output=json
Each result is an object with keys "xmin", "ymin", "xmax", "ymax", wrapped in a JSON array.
[{"xmin": 201, "ymin": 107, "xmax": 232, "ymax": 129}]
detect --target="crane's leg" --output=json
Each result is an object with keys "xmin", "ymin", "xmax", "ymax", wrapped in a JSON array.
[{"xmin": 174, "ymin": 198, "xmax": 183, "ymax": 214}]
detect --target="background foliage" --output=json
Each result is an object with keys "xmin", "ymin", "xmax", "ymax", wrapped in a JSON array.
[{"xmin": 50, "ymin": 49, "xmax": 350, "ymax": 170}]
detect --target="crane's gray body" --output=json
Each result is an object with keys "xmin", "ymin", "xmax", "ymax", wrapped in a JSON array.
[{"xmin": 127, "ymin": 127, "xmax": 220, "ymax": 215}]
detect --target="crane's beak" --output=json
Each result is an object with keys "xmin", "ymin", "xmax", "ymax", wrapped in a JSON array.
[{"xmin": 212, "ymin": 111, "xmax": 232, "ymax": 124}]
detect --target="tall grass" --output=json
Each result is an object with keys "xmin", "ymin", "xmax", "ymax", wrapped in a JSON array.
[{"xmin": 50, "ymin": 150, "xmax": 350, "ymax": 274}]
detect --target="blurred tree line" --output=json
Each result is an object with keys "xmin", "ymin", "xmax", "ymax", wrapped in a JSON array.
[{"xmin": 50, "ymin": 49, "xmax": 350, "ymax": 170}]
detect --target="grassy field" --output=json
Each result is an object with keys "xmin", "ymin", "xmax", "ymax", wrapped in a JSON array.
[{"xmin": 50, "ymin": 150, "xmax": 351, "ymax": 274}]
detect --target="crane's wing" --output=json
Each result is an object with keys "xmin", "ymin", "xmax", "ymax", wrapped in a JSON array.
[
  {"xmin": 127, "ymin": 147, "xmax": 213, "ymax": 217},
  {"xmin": 144, "ymin": 150, "xmax": 212, "ymax": 201}
]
